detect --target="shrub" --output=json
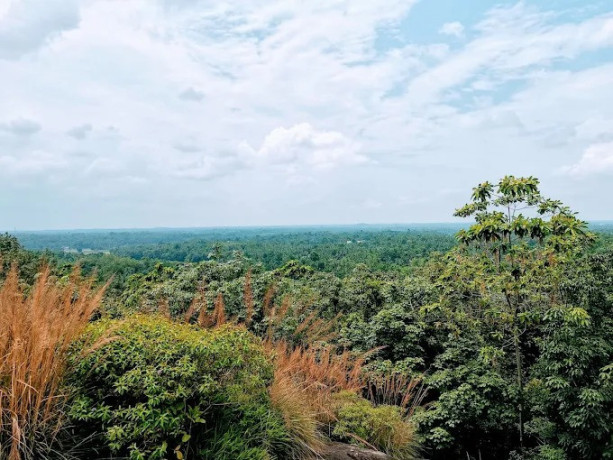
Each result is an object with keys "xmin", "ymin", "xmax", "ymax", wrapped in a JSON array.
[
  {"xmin": 0, "ymin": 266, "xmax": 105, "ymax": 460},
  {"xmin": 66, "ymin": 315, "xmax": 290, "ymax": 459},
  {"xmin": 332, "ymin": 392, "xmax": 418, "ymax": 460}
]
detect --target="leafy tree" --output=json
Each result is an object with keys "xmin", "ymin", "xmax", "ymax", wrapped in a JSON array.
[
  {"xmin": 528, "ymin": 250, "xmax": 613, "ymax": 459},
  {"xmin": 0, "ymin": 233, "xmax": 49, "ymax": 284},
  {"xmin": 452, "ymin": 175, "xmax": 592, "ymax": 451}
]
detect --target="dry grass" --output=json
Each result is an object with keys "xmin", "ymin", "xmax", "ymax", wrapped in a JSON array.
[
  {"xmin": 0, "ymin": 266, "xmax": 107, "ymax": 460},
  {"xmin": 190, "ymin": 273, "xmax": 423, "ymax": 458},
  {"xmin": 265, "ymin": 336, "xmax": 367, "ymax": 457},
  {"xmin": 213, "ymin": 293, "xmax": 226, "ymax": 326},
  {"xmin": 271, "ymin": 341, "xmax": 366, "ymax": 420},
  {"xmin": 368, "ymin": 373, "xmax": 427, "ymax": 419},
  {"xmin": 268, "ymin": 372, "xmax": 323, "ymax": 458},
  {"xmin": 191, "ymin": 275, "xmax": 369, "ymax": 456}
]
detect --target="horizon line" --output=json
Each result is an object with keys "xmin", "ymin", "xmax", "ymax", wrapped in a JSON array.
[
  {"xmin": 4, "ymin": 219, "xmax": 613, "ymax": 233},
  {"xmin": 5, "ymin": 221, "xmax": 468, "ymax": 233}
]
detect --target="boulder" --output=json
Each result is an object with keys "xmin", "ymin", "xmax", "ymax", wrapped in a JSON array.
[{"xmin": 319, "ymin": 442, "xmax": 391, "ymax": 460}]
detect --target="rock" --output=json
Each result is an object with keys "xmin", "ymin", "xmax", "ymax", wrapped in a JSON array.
[{"xmin": 319, "ymin": 442, "xmax": 391, "ymax": 460}]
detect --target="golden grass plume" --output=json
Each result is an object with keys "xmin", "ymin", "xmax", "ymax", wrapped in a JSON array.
[{"xmin": 0, "ymin": 265, "xmax": 106, "ymax": 460}]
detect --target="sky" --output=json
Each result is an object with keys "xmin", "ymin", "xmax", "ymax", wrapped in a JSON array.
[{"xmin": 1, "ymin": 0, "xmax": 613, "ymax": 230}]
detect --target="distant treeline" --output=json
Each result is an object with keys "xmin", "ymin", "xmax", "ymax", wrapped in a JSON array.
[
  {"xmin": 11, "ymin": 224, "xmax": 465, "ymax": 250},
  {"xmin": 13, "ymin": 226, "xmax": 467, "ymax": 276}
]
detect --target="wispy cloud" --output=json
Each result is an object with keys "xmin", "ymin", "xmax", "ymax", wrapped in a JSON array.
[
  {"xmin": 439, "ymin": 21, "xmax": 464, "ymax": 38},
  {"xmin": 405, "ymin": 5, "xmax": 613, "ymax": 108},
  {"xmin": 561, "ymin": 142, "xmax": 613, "ymax": 177},
  {"xmin": 1, "ymin": 0, "xmax": 613, "ymax": 228},
  {"xmin": 0, "ymin": 0, "xmax": 80, "ymax": 60}
]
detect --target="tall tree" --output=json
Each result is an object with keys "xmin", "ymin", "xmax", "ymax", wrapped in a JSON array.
[{"xmin": 453, "ymin": 175, "xmax": 593, "ymax": 452}]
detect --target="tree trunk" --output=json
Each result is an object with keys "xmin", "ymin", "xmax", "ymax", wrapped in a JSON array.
[
  {"xmin": 505, "ymin": 291, "xmax": 524, "ymax": 453},
  {"xmin": 513, "ymin": 323, "xmax": 524, "ymax": 452}
]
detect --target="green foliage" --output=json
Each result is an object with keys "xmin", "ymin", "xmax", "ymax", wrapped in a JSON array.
[
  {"xmin": 454, "ymin": 175, "xmax": 592, "ymax": 252},
  {"xmin": 4, "ymin": 177, "xmax": 613, "ymax": 460},
  {"xmin": 0, "ymin": 233, "xmax": 47, "ymax": 284},
  {"xmin": 332, "ymin": 392, "xmax": 417, "ymax": 459},
  {"xmin": 412, "ymin": 330, "xmax": 518, "ymax": 457},
  {"xmin": 66, "ymin": 315, "xmax": 290, "ymax": 460},
  {"xmin": 15, "ymin": 226, "xmax": 457, "ymax": 277},
  {"xmin": 419, "ymin": 175, "xmax": 595, "ymax": 457},
  {"xmin": 527, "ymin": 250, "xmax": 613, "ymax": 459}
]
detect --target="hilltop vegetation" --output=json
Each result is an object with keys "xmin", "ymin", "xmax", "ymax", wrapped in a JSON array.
[{"xmin": 1, "ymin": 176, "xmax": 612, "ymax": 460}]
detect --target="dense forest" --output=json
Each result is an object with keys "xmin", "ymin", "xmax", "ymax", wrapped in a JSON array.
[
  {"xmin": 1, "ymin": 176, "xmax": 612, "ymax": 460},
  {"xmin": 13, "ymin": 225, "xmax": 462, "ymax": 276}
]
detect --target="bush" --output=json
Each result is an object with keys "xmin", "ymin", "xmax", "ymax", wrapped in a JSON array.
[
  {"xmin": 332, "ymin": 392, "xmax": 418, "ymax": 460},
  {"xmin": 66, "ymin": 315, "xmax": 290, "ymax": 459}
]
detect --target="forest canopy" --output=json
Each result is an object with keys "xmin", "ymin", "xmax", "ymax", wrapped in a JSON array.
[{"xmin": 0, "ymin": 176, "xmax": 611, "ymax": 460}]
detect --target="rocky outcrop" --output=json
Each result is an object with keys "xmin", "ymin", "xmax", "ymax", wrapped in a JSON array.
[{"xmin": 319, "ymin": 442, "xmax": 391, "ymax": 460}]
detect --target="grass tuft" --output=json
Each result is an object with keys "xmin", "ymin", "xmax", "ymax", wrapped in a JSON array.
[{"xmin": 0, "ymin": 265, "xmax": 106, "ymax": 460}]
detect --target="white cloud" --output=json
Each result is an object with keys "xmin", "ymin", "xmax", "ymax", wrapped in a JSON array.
[
  {"xmin": 439, "ymin": 21, "xmax": 464, "ymax": 38},
  {"xmin": 561, "ymin": 142, "xmax": 613, "ymax": 177},
  {"xmin": 1, "ymin": 0, "xmax": 613, "ymax": 228},
  {"xmin": 172, "ymin": 154, "xmax": 242, "ymax": 180},
  {"xmin": 0, "ymin": 0, "xmax": 80, "ymax": 59},
  {"xmin": 173, "ymin": 141, "xmax": 202, "ymax": 153},
  {"xmin": 241, "ymin": 123, "xmax": 368, "ymax": 170},
  {"xmin": 84, "ymin": 157, "xmax": 125, "ymax": 176},
  {"xmin": 362, "ymin": 198, "xmax": 382, "ymax": 209},
  {"xmin": 574, "ymin": 118, "xmax": 613, "ymax": 141},
  {"xmin": 0, "ymin": 150, "xmax": 66, "ymax": 175}
]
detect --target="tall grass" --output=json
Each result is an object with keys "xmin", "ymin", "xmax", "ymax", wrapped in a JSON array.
[
  {"xmin": 191, "ymin": 273, "xmax": 423, "ymax": 458},
  {"xmin": 194, "ymin": 276, "xmax": 368, "ymax": 456},
  {"xmin": 269, "ymin": 341, "xmax": 367, "ymax": 457},
  {"xmin": 0, "ymin": 266, "xmax": 106, "ymax": 460},
  {"xmin": 368, "ymin": 373, "xmax": 427, "ymax": 419}
]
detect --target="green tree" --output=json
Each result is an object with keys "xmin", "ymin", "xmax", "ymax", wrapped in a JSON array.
[
  {"xmin": 452, "ymin": 175, "xmax": 592, "ymax": 452},
  {"xmin": 0, "ymin": 233, "xmax": 49, "ymax": 284},
  {"xmin": 528, "ymin": 250, "xmax": 613, "ymax": 459}
]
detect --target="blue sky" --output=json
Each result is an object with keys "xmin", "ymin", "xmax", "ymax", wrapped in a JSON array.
[{"xmin": 1, "ymin": 0, "xmax": 612, "ymax": 230}]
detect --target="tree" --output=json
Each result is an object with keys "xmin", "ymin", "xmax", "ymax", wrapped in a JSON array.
[
  {"xmin": 0, "ymin": 233, "xmax": 48, "ymax": 284},
  {"xmin": 453, "ymin": 175, "xmax": 593, "ymax": 452},
  {"xmin": 528, "ymin": 249, "xmax": 613, "ymax": 459}
]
